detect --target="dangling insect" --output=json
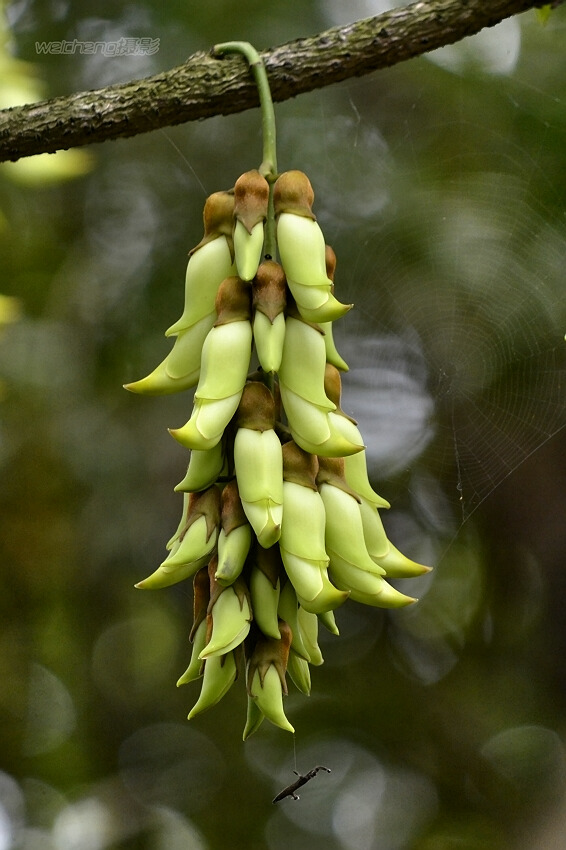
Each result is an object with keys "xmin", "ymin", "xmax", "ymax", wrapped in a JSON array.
[{"xmin": 272, "ymin": 765, "xmax": 331, "ymax": 803}]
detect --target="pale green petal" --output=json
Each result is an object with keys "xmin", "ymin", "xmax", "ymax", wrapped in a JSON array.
[
  {"xmin": 249, "ymin": 666, "xmax": 294, "ymax": 733},
  {"xmin": 166, "ymin": 236, "xmax": 235, "ymax": 337},
  {"xmin": 195, "ymin": 321, "xmax": 253, "ymax": 400},
  {"xmin": 188, "ymin": 652, "xmax": 238, "ymax": 718},
  {"xmin": 280, "ymin": 482, "xmax": 327, "ymax": 560}
]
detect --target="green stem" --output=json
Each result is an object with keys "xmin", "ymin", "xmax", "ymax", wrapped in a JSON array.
[
  {"xmin": 213, "ymin": 41, "xmax": 279, "ymax": 260},
  {"xmin": 263, "ymin": 185, "xmax": 276, "ymax": 260},
  {"xmin": 213, "ymin": 41, "xmax": 278, "ymax": 181}
]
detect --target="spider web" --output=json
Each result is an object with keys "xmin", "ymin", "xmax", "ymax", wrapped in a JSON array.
[
  {"xmin": 290, "ymin": 38, "xmax": 566, "ymax": 528},
  {"xmin": 344, "ymin": 171, "xmax": 566, "ymax": 523}
]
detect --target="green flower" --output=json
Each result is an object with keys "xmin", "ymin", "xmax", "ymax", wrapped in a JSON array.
[
  {"xmin": 252, "ymin": 260, "xmax": 287, "ymax": 373},
  {"xmin": 215, "ymin": 480, "xmax": 253, "ymax": 586},
  {"xmin": 233, "ymin": 169, "xmax": 270, "ymax": 281},
  {"xmin": 274, "ymin": 170, "xmax": 351, "ymax": 323},
  {"xmin": 166, "ymin": 190, "xmax": 236, "ymax": 338},
  {"xmin": 135, "ymin": 487, "xmax": 220, "ymax": 589},
  {"xmin": 233, "ymin": 382, "xmax": 283, "ymax": 548},
  {"xmin": 199, "ymin": 572, "xmax": 252, "ymax": 660},
  {"xmin": 246, "ymin": 621, "xmax": 294, "ymax": 735}
]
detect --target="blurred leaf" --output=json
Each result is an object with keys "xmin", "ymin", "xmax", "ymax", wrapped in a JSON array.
[
  {"xmin": 0, "ymin": 294, "xmax": 21, "ymax": 325},
  {"xmin": 2, "ymin": 149, "xmax": 95, "ymax": 186},
  {"xmin": 535, "ymin": 5, "xmax": 553, "ymax": 25}
]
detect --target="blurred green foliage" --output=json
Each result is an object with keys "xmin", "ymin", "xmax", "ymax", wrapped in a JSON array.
[{"xmin": 0, "ymin": 2, "xmax": 565, "ymax": 848}]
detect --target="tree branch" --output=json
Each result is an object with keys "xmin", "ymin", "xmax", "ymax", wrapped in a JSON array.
[{"xmin": 0, "ymin": 0, "xmax": 555, "ymax": 163}]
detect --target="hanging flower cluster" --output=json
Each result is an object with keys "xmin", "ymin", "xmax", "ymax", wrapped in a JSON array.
[{"xmin": 125, "ymin": 167, "xmax": 430, "ymax": 738}]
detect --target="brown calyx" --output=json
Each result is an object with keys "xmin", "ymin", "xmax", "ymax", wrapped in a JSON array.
[
  {"xmin": 324, "ymin": 363, "xmax": 357, "ymax": 424},
  {"xmin": 234, "ymin": 170, "xmax": 270, "ymax": 234},
  {"xmin": 273, "ymin": 170, "xmax": 316, "ymax": 220},
  {"xmin": 325, "ymin": 244, "xmax": 337, "ymax": 283},
  {"xmin": 189, "ymin": 565, "xmax": 211, "ymax": 641},
  {"xmin": 252, "ymin": 260, "xmax": 287, "ymax": 322},
  {"xmin": 221, "ymin": 479, "xmax": 249, "ymax": 535},
  {"xmin": 190, "ymin": 190, "xmax": 235, "ymax": 255},
  {"xmin": 180, "ymin": 486, "xmax": 221, "ymax": 543},
  {"xmin": 282, "ymin": 440, "xmax": 319, "ymax": 490},
  {"xmin": 235, "ymin": 381, "xmax": 276, "ymax": 431},
  {"xmin": 214, "ymin": 275, "xmax": 252, "ymax": 325},
  {"xmin": 254, "ymin": 541, "xmax": 283, "ymax": 589},
  {"xmin": 316, "ymin": 456, "xmax": 360, "ymax": 501},
  {"xmin": 246, "ymin": 621, "xmax": 292, "ymax": 692}
]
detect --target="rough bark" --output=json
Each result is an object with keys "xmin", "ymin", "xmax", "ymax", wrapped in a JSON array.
[{"xmin": 0, "ymin": 0, "xmax": 556, "ymax": 163}]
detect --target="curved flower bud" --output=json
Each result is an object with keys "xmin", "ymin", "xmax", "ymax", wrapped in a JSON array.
[
  {"xmin": 169, "ymin": 393, "xmax": 242, "ymax": 451},
  {"xmin": 290, "ymin": 287, "xmax": 352, "ymax": 324},
  {"xmin": 372, "ymin": 539, "xmax": 432, "ymax": 579},
  {"xmin": 279, "ymin": 384, "xmax": 330, "ymax": 444},
  {"xmin": 283, "ymin": 556, "xmax": 349, "ymax": 615},
  {"xmin": 320, "ymin": 320, "xmax": 349, "ymax": 372},
  {"xmin": 253, "ymin": 311, "xmax": 286, "ymax": 373},
  {"xmin": 175, "ymin": 439, "xmax": 227, "ymax": 493},
  {"xmin": 194, "ymin": 321, "xmax": 252, "ymax": 400},
  {"xmin": 194, "ymin": 276, "xmax": 252, "ymax": 400},
  {"xmin": 324, "ymin": 365, "xmax": 390, "ymax": 507},
  {"xmin": 318, "ymin": 457, "xmax": 387, "ymax": 579},
  {"xmin": 233, "ymin": 383, "xmax": 283, "ymax": 548},
  {"xmin": 277, "ymin": 579, "xmax": 312, "ymax": 661},
  {"xmin": 233, "ymin": 170, "xmax": 269, "ymax": 281},
  {"xmin": 279, "ymin": 384, "xmax": 364, "ymax": 457},
  {"xmin": 234, "ymin": 219, "xmax": 265, "ymax": 282},
  {"xmin": 280, "ymin": 446, "xmax": 324, "ymax": 559},
  {"xmin": 234, "ymin": 428, "xmax": 283, "ymax": 547},
  {"xmin": 320, "ymin": 245, "xmax": 349, "ymax": 371},
  {"xmin": 176, "ymin": 619, "xmax": 207, "ymax": 686},
  {"xmin": 358, "ymin": 496, "xmax": 390, "ymax": 561},
  {"xmin": 252, "ymin": 261, "xmax": 287, "ymax": 373},
  {"xmin": 278, "ymin": 316, "xmax": 335, "ymax": 410},
  {"xmin": 249, "ymin": 543, "xmax": 282, "ymax": 640},
  {"xmin": 187, "ymin": 650, "xmax": 238, "ymax": 719},
  {"xmin": 297, "ymin": 606, "xmax": 324, "ymax": 667},
  {"xmin": 337, "ymin": 418, "xmax": 391, "ymax": 506},
  {"xmin": 360, "ymin": 482, "xmax": 432, "ymax": 582},
  {"xmin": 250, "ymin": 564, "xmax": 281, "ymax": 640},
  {"xmin": 166, "ymin": 492, "xmax": 190, "ymax": 551},
  {"xmin": 243, "ymin": 695, "xmax": 265, "ymax": 740},
  {"xmin": 124, "ymin": 312, "xmax": 216, "ymax": 396},
  {"xmin": 247, "ymin": 621, "xmax": 294, "ymax": 733},
  {"xmin": 170, "ymin": 277, "xmax": 253, "ymax": 450},
  {"xmin": 329, "ymin": 551, "xmax": 416, "ymax": 608},
  {"xmin": 136, "ymin": 516, "xmax": 216, "ymax": 588},
  {"xmin": 215, "ymin": 480, "xmax": 252, "ymax": 586},
  {"xmin": 135, "ymin": 487, "xmax": 220, "ymax": 589},
  {"xmin": 216, "ymin": 524, "xmax": 252, "ymax": 584},
  {"xmin": 279, "ymin": 444, "xmax": 348, "ymax": 613},
  {"xmin": 274, "ymin": 171, "xmax": 352, "ymax": 323},
  {"xmin": 288, "ymin": 282, "xmax": 330, "ymax": 312},
  {"xmin": 166, "ymin": 191, "xmax": 236, "ymax": 337},
  {"xmin": 273, "ymin": 171, "xmax": 326, "ymax": 285},
  {"xmin": 318, "ymin": 609, "xmax": 340, "ymax": 635},
  {"xmin": 200, "ymin": 570, "xmax": 252, "ymax": 659},
  {"xmin": 286, "ymin": 649, "xmax": 311, "ymax": 695}
]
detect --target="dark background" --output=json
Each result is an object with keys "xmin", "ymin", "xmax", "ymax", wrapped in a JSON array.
[{"xmin": 1, "ymin": 2, "xmax": 565, "ymax": 848}]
